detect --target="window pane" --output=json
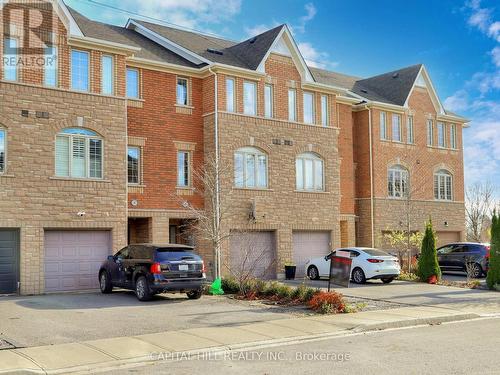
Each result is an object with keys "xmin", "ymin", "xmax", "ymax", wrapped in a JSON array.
[
  {"xmin": 257, "ymin": 155, "xmax": 267, "ymax": 187},
  {"xmin": 439, "ymin": 175, "xmax": 445, "ymax": 199},
  {"xmin": 71, "ymin": 50, "xmax": 89, "ymax": 91},
  {"xmin": 264, "ymin": 85, "xmax": 273, "ymax": 118},
  {"xmin": 450, "ymin": 124, "xmax": 457, "ymax": 149},
  {"xmin": 177, "ymin": 78, "xmax": 188, "ymax": 106},
  {"xmin": 446, "ymin": 176, "xmax": 452, "ymax": 200},
  {"xmin": 314, "ymin": 160, "xmax": 323, "ymax": 190},
  {"xmin": 402, "ymin": 171, "xmax": 408, "ymax": 196},
  {"xmin": 392, "ymin": 114, "xmax": 401, "ymax": 142},
  {"xmin": 44, "ymin": 45, "xmax": 58, "ymax": 87},
  {"xmin": 427, "ymin": 120, "xmax": 433, "ymax": 146},
  {"xmin": 128, "ymin": 147, "xmax": 139, "ymax": 184},
  {"xmin": 296, "ymin": 159, "xmax": 303, "ymax": 190},
  {"xmin": 304, "ymin": 158, "xmax": 314, "ymax": 189},
  {"xmin": 303, "ymin": 92, "xmax": 314, "ymax": 124},
  {"xmin": 434, "ymin": 175, "xmax": 439, "ymax": 199},
  {"xmin": 388, "ymin": 171, "xmax": 394, "ymax": 197},
  {"xmin": 243, "ymin": 82, "xmax": 256, "ymax": 115},
  {"xmin": 288, "ymin": 89, "xmax": 296, "ymax": 121},
  {"xmin": 0, "ymin": 130, "xmax": 5, "ymax": 172},
  {"xmin": 407, "ymin": 116, "xmax": 414, "ymax": 143},
  {"xmin": 55, "ymin": 136, "xmax": 69, "ymax": 177},
  {"xmin": 437, "ymin": 122, "xmax": 445, "ymax": 147},
  {"xmin": 126, "ymin": 68, "xmax": 139, "ymax": 98},
  {"xmin": 102, "ymin": 55, "xmax": 113, "ymax": 95},
  {"xmin": 234, "ymin": 153, "xmax": 244, "ymax": 187},
  {"xmin": 71, "ymin": 137, "xmax": 86, "ymax": 178},
  {"xmin": 245, "ymin": 154, "xmax": 256, "ymax": 187},
  {"xmin": 226, "ymin": 78, "xmax": 235, "ymax": 112},
  {"xmin": 3, "ymin": 38, "xmax": 17, "ymax": 81},
  {"xmin": 321, "ymin": 95, "xmax": 328, "ymax": 126},
  {"xmin": 380, "ymin": 112, "xmax": 387, "ymax": 139},
  {"xmin": 177, "ymin": 152, "xmax": 189, "ymax": 187},
  {"xmin": 89, "ymin": 139, "xmax": 102, "ymax": 178}
]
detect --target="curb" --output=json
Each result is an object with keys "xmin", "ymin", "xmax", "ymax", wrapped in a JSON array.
[{"xmin": 0, "ymin": 312, "xmax": 483, "ymax": 375}]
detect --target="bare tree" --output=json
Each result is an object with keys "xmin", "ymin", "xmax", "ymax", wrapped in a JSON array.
[
  {"xmin": 382, "ymin": 230, "xmax": 423, "ymax": 270},
  {"xmin": 465, "ymin": 182, "xmax": 495, "ymax": 243}
]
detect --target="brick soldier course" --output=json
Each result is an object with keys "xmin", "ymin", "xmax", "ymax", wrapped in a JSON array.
[{"xmin": 0, "ymin": 0, "xmax": 468, "ymax": 294}]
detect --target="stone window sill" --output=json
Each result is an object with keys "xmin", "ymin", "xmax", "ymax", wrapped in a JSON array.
[
  {"xmin": 295, "ymin": 190, "xmax": 329, "ymax": 194},
  {"xmin": 0, "ymin": 174, "xmax": 15, "ymax": 178},
  {"xmin": 233, "ymin": 187, "xmax": 273, "ymax": 192},
  {"xmin": 49, "ymin": 176, "xmax": 111, "ymax": 183}
]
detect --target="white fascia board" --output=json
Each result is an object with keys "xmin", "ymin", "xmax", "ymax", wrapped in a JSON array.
[
  {"xmin": 256, "ymin": 25, "xmax": 314, "ymax": 83},
  {"xmin": 57, "ymin": 0, "xmax": 84, "ymax": 37},
  {"xmin": 404, "ymin": 65, "xmax": 445, "ymax": 115},
  {"xmin": 69, "ymin": 35, "xmax": 141, "ymax": 54},
  {"xmin": 126, "ymin": 19, "xmax": 212, "ymax": 66}
]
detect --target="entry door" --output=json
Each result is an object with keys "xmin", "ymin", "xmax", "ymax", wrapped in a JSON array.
[{"xmin": 0, "ymin": 229, "xmax": 19, "ymax": 294}]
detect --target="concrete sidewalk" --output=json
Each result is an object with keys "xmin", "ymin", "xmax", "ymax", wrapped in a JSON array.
[{"xmin": 0, "ymin": 305, "xmax": 480, "ymax": 374}]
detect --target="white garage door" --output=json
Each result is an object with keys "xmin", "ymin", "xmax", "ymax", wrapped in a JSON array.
[
  {"xmin": 44, "ymin": 231, "xmax": 111, "ymax": 292},
  {"xmin": 293, "ymin": 231, "xmax": 331, "ymax": 278},
  {"xmin": 229, "ymin": 232, "xmax": 276, "ymax": 280},
  {"xmin": 436, "ymin": 231, "xmax": 461, "ymax": 247}
]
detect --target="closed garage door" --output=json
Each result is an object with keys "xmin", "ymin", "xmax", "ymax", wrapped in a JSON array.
[
  {"xmin": 229, "ymin": 232, "xmax": 276, "ymax": 279},
  {"xmin": 293, "ymin": 231, "xmax": 331, "ymax": 278},
  {"xmin": 44, "ymin": 231, "xmax": 111, "ymax": 292},
  {"xmin": 436, "ymin": 231, "xmax": 461, "ymax": 247},
  {"xmin": 0, "ymin": 230, "xmax": 19, "ymax": 294}
]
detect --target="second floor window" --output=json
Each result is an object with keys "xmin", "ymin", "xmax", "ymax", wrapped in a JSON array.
[
  {"xmin": 303, "ymin": 92, "xmax": 314, "ymax": 124},
  {"xmin": 126, "ymin": 68, "xmax": 139, "ymax": 99},
  {"xmin": 407, "ymin": 115, "xmax": 414, "ymax": 144},
  {"xmin": 392, "ymin": 114, "xmax": 401, "ymax": 142},
  {"xmin": 71, "ymin": 50, "xmax": 89, "ymax": 91},
  {"xmin": 321, "ymin": 95, "xmax": 328, "ymax": 126},
  {"xmin": 243, "ymin": 81, "xmax": 256, "ymax": 115},
  {"xmin": 44, "ymin": 45, "xmax": 58, "ymax": 87},
  {"xmin": 234, "ymin": 147, "xmax": 267, "ymax": 188},
  {"xmin": 55, "ymin": 128, "xmax": 102, "ymax": 179},
  {"xmin": 380, "ymin": 111, "xmax": 388, "ymax": 140},
  {"xmin": 3, "ymin": 37, "xmax": 18, "ymax": 81},
  {"xmin": 450, "ymin": 124, "xmax": 457, "ymax": 149},
  {"xmin": 0, "ymin": 128, "xmax": 5, "ymax": 173},
  {"xmin": 226, "ymin": 78, "xmax": 235, "ymax": 112},
  {"xmin": 264, "ymin": 84, "xmax": 273, "ymax": 118},
  {"xmin": 288, "ymin": 89, "xmax": 297, "ymax": 122},
  {"xmin": 177, "ymin": 77, "xmax": 188, "ymax": 106},
  {"xmin": 434, "ymin": 169, "xmax": 453, "ymax": 201},
  {"xmin": 427, "ymin": 119, "xmax": 434, "ymax": 146},
  {"xmin": 388, "ymin": 165, "xmax": 408, "ymax": 198},
  {"xmin": 101, "ymin": 55, "xmax": 114, "ymax": 95},
  {"xmin": 437, "ymin": 122, "xmax": 446, "ymax": 148},
  {"xmin": 177, "ymin": 151, "xmax": 190, "ymax": 187},
  {"xmin": 296, "ymin": 152, "xmax": 324, "ymax": 191},
  {"xmin": 127, "ymin": 146, "xmax": 140, "ymax": 184}
]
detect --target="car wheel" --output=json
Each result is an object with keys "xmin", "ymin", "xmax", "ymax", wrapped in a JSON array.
[
  {"xmin": 135, "ymin": 276, "xmax": 153, "ymax": 301},
  {"xmin": 307, "ymin": 266, "xmax": 320, "ymax": 280},
  {"xmin": 352, "ymin": 267, "xmax": 366, "ymax": 284},
  {"xmin": 467, "ymin": 263, "xmax": 483, "ymax": 279},
  {"xmin": 99, "ymin": 271, "xmax": 113, "ymax": 294},
  {"xmin": 186, "ymin": 289, "xmax": 203, "ymax": 300},
  {"xmin": 381, "ymin": 277, "xmax": 395, "ymax": 284}
]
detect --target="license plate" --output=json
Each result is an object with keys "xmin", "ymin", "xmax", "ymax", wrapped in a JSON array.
[{"xmin": 179, "ymin": 264, "xmax": 189, "ymax": 271}]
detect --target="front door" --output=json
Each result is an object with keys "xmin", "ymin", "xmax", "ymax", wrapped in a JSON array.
[{"xmin": 0, "ymin": 229, "xmax": 19, "ymax": 294}]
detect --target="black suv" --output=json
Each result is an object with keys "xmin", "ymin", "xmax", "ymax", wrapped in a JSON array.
[
  {"xmin": 437, "ymin": 242, "xmax": 490, "ymax": 278},
  {"xmin": 98, "ymin": 244, "xmax": 206, "ymax": 301}
]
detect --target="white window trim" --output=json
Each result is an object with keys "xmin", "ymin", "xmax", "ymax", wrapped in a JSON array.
[
  {"xmin": 226, "ymin": 77, "xmax": 236, "ymax": 113},
  {"xmin": 70, "ymin": 49, "xmax": 90, "ymax": 92},
  {"xmin": 44, "ymin": 44, "xmax": 58, "ymax": 87},
  {"xmin": 380, "ymin": 111, "xmax": 388, "ymax": 140},
  {"xmin": 407, "ymin": 115, "xmax": 414, "ymax": 144},
  {"xmin": 288, "ymin": 89, "xmax": 297, "ymax": 122},
  {"xmin": 296, "ymin": 152, "xmax": 325, "ymax": 192},
  {"xmin": 450, "ymin": 124, "xmax": 457, "ymax": 149},
  {"xmin": 101, "ymin": 54, "xmax": 114, "ymax": 95},
  {"xmin": 387, "ymin": 165, "xmax": 409, "ymax": 199},
  {"xmin": 264, "ymin": 84, "xmax": 273, "ymax": 118},
  {"xmin": 55, "ymin": 131, "xmax": 104, "ymax": 179},
  {"xmin": 434, "ymin": 170, "xmax": 453, "ymax": 201},
  {"xmin": 392, "ymin": 114, "xmax": 402, "ymax": 142},
  {"xmin": 234, "ymin": 147, "xmax": 268, "ymax": 189},
  {"xmin": 437, "ymin": 122, "xmax": 446, "ymax": 148},
  {"xmin": 3, "ymin": 36, "xmax": 19, "ymax": 82},
  {"xmin": 427, "ymin": 119, "xmax": 434, "ymax": 146},
  {"xmin": 127, "ymin": 146, "xmax": 141, "ymax": 185},
  {"xmin": 303, "ymin": 91, "xmax": 315, "ymax": 124},
  {"xmin": 321, "ymin": 94, "xmax": 329, "ymax": 127},
  {"xmin": 126, "ymin": 67, "xmax": 140, "ymax": 99},
  {"xmin": 176, "ymin": 76, "xmax": 189, "ymax": 106},
  {"xmin": 177, "ymin": 150, "xmax": 191, "ymax": 188},
  {"xmin": 243, "ymin": 81, "xmax": 257, "ymax": 116}
]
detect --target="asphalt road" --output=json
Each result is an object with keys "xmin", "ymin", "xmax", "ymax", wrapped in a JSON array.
[{"xmin": 110, "ymin": 317, "xmax": 500, "ymax": 375}]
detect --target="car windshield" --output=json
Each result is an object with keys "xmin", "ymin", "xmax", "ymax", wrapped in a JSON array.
[{"xmin": 363, "ymin": 248, "xmax": 390, "ymax": 257}]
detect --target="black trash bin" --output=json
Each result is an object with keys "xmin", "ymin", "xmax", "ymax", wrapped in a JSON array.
[{"xmin": 285, "ymin": 265, "xmax": 296, "ymax": 280}]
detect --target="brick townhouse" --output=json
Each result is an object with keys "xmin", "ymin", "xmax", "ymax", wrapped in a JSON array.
[{"xmin": 0, "ymin": 0, "xmax": 468, "ymax": 294}]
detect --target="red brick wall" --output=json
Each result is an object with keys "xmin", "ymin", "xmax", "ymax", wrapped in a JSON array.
[{"xmin": 338, "ymin": 103, "xmax": 355, "ymax": 214}]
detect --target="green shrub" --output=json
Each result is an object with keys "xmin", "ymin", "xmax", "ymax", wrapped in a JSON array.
[
  {"xmin": 221, "ymin": 277, "xmax": 239, "ymax": 294},
  {"xmin": 253, "ymin": 279, "xmax": 267, "ymax": 296},
  {"xmin": 417, "ymin": 220, "xmax": 441, "ymax": 282},
  {"xmin": 397, "ymin": 271, "xmax": 419, "ymax": 282},
  {"xmin": 308, "ymin": 291, "xmax": 345, "ymax": 314},
  {"xmin": 487, "ymin": 212, "xmax": 500, "ymax": 290},
  {"xmin": 262, "ymin": 281, "xmax": 281, "ymax": 297},
  {"xmin": 302, "ymin": 287, "xmax": 319, "ymax": 302},
  {"xmin": 291, "ymin": 284, "xmax": 308, "ymax": 300},
  {"xmin": 276, "ymin": 284, "xmax": 293, "ymax": 300}
]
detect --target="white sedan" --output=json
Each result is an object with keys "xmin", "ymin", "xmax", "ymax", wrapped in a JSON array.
[{"xmin": 304, "ymin": 247, "xmax": 401, "ymax": 284}]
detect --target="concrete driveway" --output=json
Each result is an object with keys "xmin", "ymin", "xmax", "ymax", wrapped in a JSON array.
[{"xmin": 0, "ymin": 290, "xmax": 306, "ymax": 348}]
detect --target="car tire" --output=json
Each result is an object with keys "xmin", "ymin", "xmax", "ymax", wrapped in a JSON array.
[
  {"xmin": 467, "ymin": 263, "xmax": 483, "ymax": 279},
  {"xmin": 381, "ymin": 277, "xmax": 395, "ymax": 284},
  {"xmin": 99, "ymin": 271, "xmax": 113, "ymax": 294},
  {"xmin": 307, "ymin": 266, "xmax": 320, "ymax": 280},
  {"xmin": 135, "ymin": 276, "xmax": 153, "ymax": 301},
  {"xmin": 352, "ymin": 267, "xmax": 366, "ymax": 284},
  {"xmin": 186, "ymin": 289, "xmax": 203, "ymax": 300}
]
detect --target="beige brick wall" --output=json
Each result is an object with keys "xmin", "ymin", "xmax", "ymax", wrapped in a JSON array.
[{"xmin": 0, "ymin": 82, "xmax": 128, "ymax": 294}]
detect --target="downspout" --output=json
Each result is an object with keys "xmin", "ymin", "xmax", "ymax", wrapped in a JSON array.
[
  {"xmin": 367, "ymin": 106, "xmax": 375, "ymax": 247},
  {"xmin": 208, "ymin": 66, "xmax": 221, "ymax": 279}
]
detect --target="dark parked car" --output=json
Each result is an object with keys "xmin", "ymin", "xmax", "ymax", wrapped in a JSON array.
[
  {"xmin": 98, "ymin": 244, "xmax": 206, "ymax": 301},
  {"xmin": 437, "ymin": 242, "xmax": 490, "ymax": 278}
]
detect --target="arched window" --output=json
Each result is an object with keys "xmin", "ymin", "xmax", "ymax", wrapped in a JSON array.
[
  {"xmin": 55, "ymin": 128, "xmax": 103, "ymax": 179},
  {"xmin": 296, "ymin": 152, "xmax": 324, "ymax": 191},
  {"xmin": 387, "ymin": 165, "xmax": 408, "ymax": 198},
  {"xmin": 434, "ymin": 169, "xmax": 452, "ymax": 201},
  {"xmin": 234, "ymin": 147, "xmax": 268, "ymax": 188}
]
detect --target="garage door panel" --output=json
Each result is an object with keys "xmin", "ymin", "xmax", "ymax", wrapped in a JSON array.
[
  {"xmin": 230, "ymin": 232, "xmax": 276, "ymax": 280},
  {"xmin": 293, "ymin": 231, "xmax": 331, "ymax": 278},
  {"xmin": 436, "ymin": 232, "xmax": 461, "ymax": 247},
  {"xmin": 44, "ymin": 231, "xmax": 111, "ymax": 292}
]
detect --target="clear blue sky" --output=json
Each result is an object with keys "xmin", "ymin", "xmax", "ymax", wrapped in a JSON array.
[{"xmin": 66, "ymin": 0, "xmax": 500, "ymax": 197}]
